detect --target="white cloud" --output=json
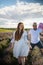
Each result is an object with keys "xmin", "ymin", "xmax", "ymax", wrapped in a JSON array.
[{"xmin": 0, "ymin": 1, "xmax": 43, "ymax": 28}]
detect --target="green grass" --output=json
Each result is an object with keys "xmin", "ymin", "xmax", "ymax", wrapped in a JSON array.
[
  {"xmin": 0, "ymin": 28, "xmax": 30, "ymax": 32},
  {"xmin": 0, "ymin": 28, "xmax": 14, "ymax": 32}
]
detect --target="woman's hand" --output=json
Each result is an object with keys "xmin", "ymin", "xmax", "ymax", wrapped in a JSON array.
[
  {"xmin": 4, "ymin": 47, "xmax": 10, "ymax": 52},
  {"xmin": 30, "ymin": 45, "xmax": 32, "ymax": 50},
  {"xmin": 6, "ymin": 48, "xmax": 10, "ymax": 51}
]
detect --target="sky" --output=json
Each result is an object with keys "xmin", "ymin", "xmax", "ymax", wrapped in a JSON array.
[{"xmin": 0, "ymin": 0, "xmax": 43, "ymax": 28}]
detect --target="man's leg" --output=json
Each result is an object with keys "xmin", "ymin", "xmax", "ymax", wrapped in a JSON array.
[
  {"xmin": 36, "ymin": 42, "xmax": 42, "ymax": 49},
  {"xmin": 30, "ymin": 43, "xmax": 35, "ymax": 50}
]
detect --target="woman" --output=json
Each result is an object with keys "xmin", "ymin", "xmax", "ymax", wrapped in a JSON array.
[{"xmin": 6, "ymin": 22, "xmax": 30, "ymax": 65}]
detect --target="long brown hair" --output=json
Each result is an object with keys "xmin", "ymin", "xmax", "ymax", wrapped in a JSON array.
[{"xmin": 15, "ymin": 22, "xmax": 24, "ymax": 41}]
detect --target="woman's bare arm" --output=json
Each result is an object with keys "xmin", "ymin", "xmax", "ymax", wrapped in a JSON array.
[{"xmin": 6, "ymin": 42, "xmax": 14, "ymax": 51}]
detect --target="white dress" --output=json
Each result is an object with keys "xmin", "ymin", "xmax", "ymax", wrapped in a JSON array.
[{"xmin": 11, "ymin": 31, "xmax": 30, "ymax": 58}]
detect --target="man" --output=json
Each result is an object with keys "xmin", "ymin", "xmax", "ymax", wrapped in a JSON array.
[{"xmin": 28, "ymin": 22, "xmax": 42, "ymax": 50}]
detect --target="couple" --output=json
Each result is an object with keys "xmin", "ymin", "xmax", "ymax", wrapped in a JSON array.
[{"xmin": 6, "ymin": 22, "xmax": 42, "ymax": 65}]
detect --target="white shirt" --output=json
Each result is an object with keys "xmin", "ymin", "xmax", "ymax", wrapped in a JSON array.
[{"xmin": 28, "ymin": 28, "xmax": 42, "ymax": 44}]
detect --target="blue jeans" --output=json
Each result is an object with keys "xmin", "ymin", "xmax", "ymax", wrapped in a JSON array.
[{"xmin": 30, "ymin": 41, "xmax": 43, "ymax": 50}]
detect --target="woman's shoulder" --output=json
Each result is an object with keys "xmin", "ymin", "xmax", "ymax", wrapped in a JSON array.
[
  {"xmin": 23, "ymin": 30, "xmax": 27, "ymax": 35},
  {"xmin": 23, "ymin": 30, "xmax": 27, "ymax": 33}
]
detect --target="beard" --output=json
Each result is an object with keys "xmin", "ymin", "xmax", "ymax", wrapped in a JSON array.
[{"xmin": 33, "ymin": 28, "xmax": 37, "ymax": 30}]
